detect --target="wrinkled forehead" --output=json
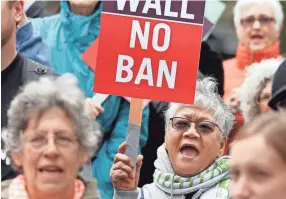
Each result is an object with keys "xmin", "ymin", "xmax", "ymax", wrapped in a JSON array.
[
  {"xmin": 240, "ymin": 4, "xmax": 275, "ymax": 19},
  {"xmin": 173, "ymin": 105, "xmax": 216, "ymax": 122}
]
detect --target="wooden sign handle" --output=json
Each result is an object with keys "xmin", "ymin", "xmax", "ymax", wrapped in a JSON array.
[{"xmin": 128, "ymin": 98, "xmax": 144, "ymax": 125}]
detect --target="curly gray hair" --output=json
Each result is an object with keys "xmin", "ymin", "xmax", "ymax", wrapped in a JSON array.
[
  {"xmin": 2, "ymin": 74, "xmax": 101, "ymax": 158},
  {"xmin": 238, "ymin": 59, "xmax": 282, "ymax": 124},
  {"xmin": 165, "ymin": 77, "xmax": 235, "ymax": 137}
]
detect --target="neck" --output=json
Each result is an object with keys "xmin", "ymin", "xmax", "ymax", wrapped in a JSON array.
[
  {"xmin": 1, "ymin": 39, "xmax": 17, "ymax": 71},
  {"xmin": 69, "ymin": 2, "xmax": 99, "ymax": 16}
]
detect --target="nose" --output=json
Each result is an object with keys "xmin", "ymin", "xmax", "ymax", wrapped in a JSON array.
[
  {"xmin": 252, "ymin": 19, "xmax": 261, "ymax": 29},
  {"xmin": 43, "ymin": 136, "xmax": 60, "ymax": 158},
  {"xmin": 183, "ymin": 123, "xmax": 200, "ymax": 139},
  {"xmin": 231, "ymin": 177, "xmax": 251, "ymax": 199}
]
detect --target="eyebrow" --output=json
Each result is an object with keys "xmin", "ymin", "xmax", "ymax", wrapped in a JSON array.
[
  {"xmin": 182, "ymin": 114, "xmax": 212, "ymax": 121},
  {"xmin": 34, "ymin": 129, "xmax": 72, "ymax": 136}
]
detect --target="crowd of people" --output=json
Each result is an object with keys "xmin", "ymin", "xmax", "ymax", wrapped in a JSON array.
[{"xmin": 1, "ymin": 0, "xmax": 286, "ymax": 199}]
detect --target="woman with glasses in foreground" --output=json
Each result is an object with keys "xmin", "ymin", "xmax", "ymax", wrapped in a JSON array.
[
  {"xmin": 1, "ymin": 74, "xmax": 101, "ymax": 199},
  {"xmin": 230, "ymin": 112, "xmax": 286, "ymax": 199},
  {"xmin": 110, "ymin": 77, "xmax": 235, "ymax": 199}
]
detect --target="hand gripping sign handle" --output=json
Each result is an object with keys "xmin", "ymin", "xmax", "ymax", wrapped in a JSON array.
[{"xmin": 125, "ymin": 98, "xmax": 144, "ymax": 168}]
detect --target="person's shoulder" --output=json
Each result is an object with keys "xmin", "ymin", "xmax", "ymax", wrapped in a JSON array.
[
  {"xmin": 22, "ymin": 57, "xmax": 57, "ymax": 83},
  {"xmin": 142, "ymin": 183, "xmax": 167, "ymax": 198},
  {"xmin": 1, "ymin": 179, "xmax": 13, "ymax": 199}
]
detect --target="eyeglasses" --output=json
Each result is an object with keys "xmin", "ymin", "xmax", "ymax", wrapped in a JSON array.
[
  {"xmin": 240, "ymin": 15, "xmax": 275, "ymax": 28},
  {"xmin": 256, "ymin": 94, "xmax": 272, "ymax": 104},
  {"xmin": 24, "ymin": 134, "xmax": 79, "ymax": 150},
  {"xmin": 169, "ymin": 117, "xmax": 220, "ymax": 134},
  {"xmin": 276, "ymin": 100, "xmax": 286, "ymax": 110}
]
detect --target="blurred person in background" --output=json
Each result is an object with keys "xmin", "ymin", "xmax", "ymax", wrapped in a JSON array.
[
  {"xmin": 230, "ymin": 111, "xmax": 286, "ymax": 199},
  {"xmin": 1, "ymin": 74, "xmax": 101, "ymax": 199},
  {"xmin": 269, "ymin": 60, "xmax": 286, "ymax": 110},
  {"xmin": 223, "ymin": 59, "xmax": 281, "ymax": 154},
  {"xmin": 30, "ymin": 1, "xmax": 149, "ymax": 198},
  {"xmin": 111, "ymin": 77, "xmax": 235, "ymax": 199},
  {"xmin": 238, "ymin": 58, "xmax": 282, "ymax": 123},
  {"xmin": 224, "ymin": 0, "xmax": 284, "ymax": 101},
  {"xmin": 1, "ymin": 0, "xmax": 54, "ymax": 181},
  {"xmin": 223, "ymin": 0, "xmax": 284, "ymax": 154}
]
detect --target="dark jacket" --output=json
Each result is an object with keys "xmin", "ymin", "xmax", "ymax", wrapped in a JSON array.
[{"xmin": 139, "ymin": 42, "xmax": 224, "ymax": 186}]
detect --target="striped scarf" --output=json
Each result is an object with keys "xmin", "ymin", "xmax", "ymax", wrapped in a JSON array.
[
  {"xmin": 154, "ymin": 157, "xmax": 229, "ymax": 191},
  {"xmin": 8, "ymin": 175, "xmax": 86, "ymax": 199}
]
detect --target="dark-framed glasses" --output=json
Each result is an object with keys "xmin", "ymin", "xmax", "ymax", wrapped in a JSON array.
[
  {"xmin": 241, "ymin": 15, "xmax": 275, "ymax": 28},
  {"xmin": 169, "ymin": 117, "xmax": 220, "ymax": 134},
  {"xmin": 24, "ymin": 134, "xmax": 79, "ymax": 150}
]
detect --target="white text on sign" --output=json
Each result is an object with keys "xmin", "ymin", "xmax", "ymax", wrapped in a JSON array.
[
  {"xmin": 115, "ymin": 20, "xmax": 178, "ymax": 89},
  {"xmin": 116, "ymin": 0, "xmax": 195, "ymax": 20}
]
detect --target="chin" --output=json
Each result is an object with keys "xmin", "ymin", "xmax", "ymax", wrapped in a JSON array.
[
  {"xmin": 249, "ymin": 43, "xmax": 267, "ymax": 51},
  {"xmin": 70, "ymin": 0, "xmax": 98, "ymax": 7},
  {"xmin": 176, "ymin": 166, "xmax": 200, "ymax": 177},
  {"xmin": 175, "ymin": 159, "xmax": 202, "ymax": 177},
  {"xmin": 37, "ymin": 182, "xmax": 66, "ymax": 194}
]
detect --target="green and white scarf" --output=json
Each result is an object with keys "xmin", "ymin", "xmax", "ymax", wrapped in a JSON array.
[{"xmin": 154, "ymin": 158, "xmax": 229, "ymax": 190}]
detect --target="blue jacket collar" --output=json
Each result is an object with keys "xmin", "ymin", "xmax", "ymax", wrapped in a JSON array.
[{"xmin": 16, "ymin": 21, "xmax": 33, "ymax": 47}]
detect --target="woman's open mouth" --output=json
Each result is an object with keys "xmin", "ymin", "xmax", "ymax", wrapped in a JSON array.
[{"xmin": 179, "ymin": 144, "xmax": 199, "ymax": 159}]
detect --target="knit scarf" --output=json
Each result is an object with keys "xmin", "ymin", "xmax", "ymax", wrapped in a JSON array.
[
  {"xmin": 236, "ymin": 42, "xmax": 280, "ymax": 70},
  {"xmin": 8, "ymin": 175, "xmax": 86, "ymax": 199},
  {"xmin": 153, "ymin": 145, "xmax": 230, "ymax": 197},
  {"xmin": 154, "ymin": 158, "xmax": 229, "ymax": 195}
]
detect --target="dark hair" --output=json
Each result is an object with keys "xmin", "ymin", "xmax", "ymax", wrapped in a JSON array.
[{"xmin": 236, "ymin": 111, "xmax": 286, "ymax": 162}]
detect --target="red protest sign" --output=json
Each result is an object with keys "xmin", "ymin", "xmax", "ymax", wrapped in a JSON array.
[{"xmin": 93, "ymin": 0, "xmax": 205, "ymax": 104}]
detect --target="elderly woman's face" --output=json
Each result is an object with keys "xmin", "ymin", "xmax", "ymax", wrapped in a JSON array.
[
  {"xmin": 230, "ymin": 135, "xmax": 286, "ymax": 199},
  {"xmin": 165, "ymin": 106, "xmax": 226, "ymax": 177},
  {"xmin": 12, "ymin": 107, "xmax": 88, "ymax": 196},
  {"xmin": 258, "ymin": 80, "xmax": 272, "ymax": 113},
  {"xmin": 236, "ymin": 4, "xmax": 280, "ymax": 51}
]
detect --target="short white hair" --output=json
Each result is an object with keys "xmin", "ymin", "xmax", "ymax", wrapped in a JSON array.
[
  {"xmin": 234, "ymin": 0, "xmax": 284, "ymax": 30},
  {"xmin": 2, "ymin": 74, "xmax": 101, "ymax": 158},
  {"xmin": 165, "ymin": 77, "xmax": 235, "ymax": 138},
  {"xmin": 238, "ymin": 58, "xmax": 283, "ymax": 123}
]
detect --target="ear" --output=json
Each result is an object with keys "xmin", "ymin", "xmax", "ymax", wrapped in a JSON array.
[
  {"xmin": 12, "ymin": 1, "xmax": 24, "ymax": 25},
  {"xmin": 10, "ymin": 152, "xmax": 23, "ymax": 169},
  {"xmin": 217, "ymin": 137, "xmax": 228, "ymax": 157}
]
